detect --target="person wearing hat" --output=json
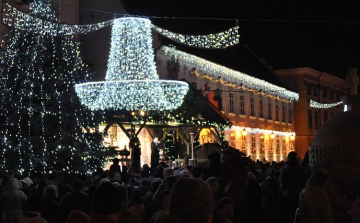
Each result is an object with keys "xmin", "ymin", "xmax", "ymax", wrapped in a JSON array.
[{"xmin": 279, "ymin": 151, "xmax": 306, "ymax": 223}]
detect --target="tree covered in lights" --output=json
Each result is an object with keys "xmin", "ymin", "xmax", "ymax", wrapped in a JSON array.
[
  {"xmin": 163, "ymin": 130, "xmax": 178, "ymax": 161},
  {"xmin": 0, "ymin": 0, "xmax": 106, "ymax": 175}
]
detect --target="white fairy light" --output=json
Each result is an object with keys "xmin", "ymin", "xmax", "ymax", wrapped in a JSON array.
[
  {"xmin": 75, "ymin": 17, "xmax": 188, "ymax": 111},
  {"xmin": 227, "ymin": 126, "xmax": 295, "ymax": 137},
  {"xmin": 162, "ymin": 46, "xmax": 299, "ymax": 102},
  {"xmin": 152, "ymin": 24, "xmax": 240, "ymax": 49},
  {"xmin": 310, "ymin": 99, "xmax": 343, "ymax": 109},
  {"xmin": 2, "ymin": 2, "xmax": 239, "ymax": 49}
]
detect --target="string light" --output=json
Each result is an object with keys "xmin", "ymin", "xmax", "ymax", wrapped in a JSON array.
[
  {"xmin": 75, "ymin": 17, "xmax": 188, "ymax": 111},
  {"xmin": 2, "ymin": 2, "xmax": 239, "ymax": 49},
  {"xmin": 152, "ymin": 25, "xmax": 240, "ymax": 49},
  {"xmin": 228, "ymin": 126, "xmax": 295, "ymax": 137},
  {"xmin": 0, "ymin": 0, "xmax": 106, "ymax": 175},
  {"xmin": 162, "ymin": 46, "xmax": 299, "ymax": 102},
  {"xmin": 310, "ymin": 99, "xmax": 343, "ymax": 109}
]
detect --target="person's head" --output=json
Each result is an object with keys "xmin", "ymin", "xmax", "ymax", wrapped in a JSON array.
[
  {"xmin": 159, "ymin": 190, "xmax": 171, "ymax": 211},
  {"xmin": 20, "ymin": 177, "xmax": 33, "ymax": 188},
  {"xmin": 113, "ymin": 184, "xmax": 128, "ymax": 211},
  {"xmin": 153, "ymin": 137, "xmax": 159, "ymax": 143},
  {"xmin": 287, "ymin": 151, "xmax": 298, "ymax": 162},
  {"xmin": 306, "ymin": 170, "xmax": 329, "ymax": 188},
  {"xmin": 170, "ymin": 178, "xmax": 214, "ymax": 223},
  {"xmin": 110, "ymin": 172, "xmax": 122, "ymax": 183},
  {"xmin": 163, "ymin": 168, "xmax": 174, "ymax": 178},
  {"xmin": 73, "ymin": 180, "xmax": 84, "ymax": 191},
  {"xmin": 43, "ymin": 185, "xmax": 57, "ymax": 199},
  {"xmin": 113, "ymin": 158, "xmax": 119, "ymax": 165},
  {"xmin": 208, "ymin": 152, "xmax": 221, "ymax": 165},
  {"xmin": 266, "ymin": 168, "xmax": 276, "ymax": 178},
  {"xmin": 179, "ymin": 170, "xmax": 193, "ymax": 178},
  {"xmin": 92, "ymin": 181, "xmax": 122, "ymax": 214},
  {"xmin": 216, "ymin": 197, "xmax": 233, "ymax": 219},
  {"xmin": 164, "ymin": 175, "xmax": 177, "ymax": 190},
  {"xmin": 191, "ymin": 166, "xmax": 202, "ymax": 178},
  {"xmin": 247, "ymin": 172, "xmax": 256, "ymax": 181},
  {"xmin": 206, "ymin": 177, "xmax": 220, "ymax": 194},
  {"xmin": 222, "ymin": 148, "xmax": 240, "ymax": 163}
]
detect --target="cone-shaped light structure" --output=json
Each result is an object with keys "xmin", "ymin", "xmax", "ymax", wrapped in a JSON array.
[{"xmin": 75, "ymin": 17, "xmax": 188, "ymax": 111}]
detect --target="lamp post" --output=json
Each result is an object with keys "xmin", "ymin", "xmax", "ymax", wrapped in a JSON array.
[{"xmin": 189, "ymin": 132, "xmax": 196, "ymax": 166}]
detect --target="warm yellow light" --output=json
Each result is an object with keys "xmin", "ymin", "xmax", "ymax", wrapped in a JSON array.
[
  {"xmin": 270, "ymin": 132, "xmax": 275, "ymax": 139},
  {"xmin": 139, "ymin": 110, "xmax": 145, "ymax": 116},
  {"xmin": 242, "ymin": 128, "xmax": 247, "ymax": 136},
  {"xmin": 131, "ymin": 111, "xmax": 136, "ymax": 116},
  {"xmin": 290, "ymin": 134, "xmax": 295, "ymax": 141}
]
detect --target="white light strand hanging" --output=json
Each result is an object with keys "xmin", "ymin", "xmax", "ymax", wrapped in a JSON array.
[
  {"xmin": 152, "ymin": 25, "xmax": 239, "ymax": 49},
  {"xmin": 75, "ymin": 17, "xmax": 188, "ymax": 111},
  {"xmin": 162, "ymin": 46, "xmax": 299, "ymax": 102},
  {"xmin": 2, "ymin": 2, "xmax": 113, "ymax": 36},
  {"xmin": 227, "ymin": 126, "xmax": 295, "ymax": 137},
  {"xmin": 310, "ymin": 99, "xmax": 343, "ymax": 109},
  {"xmin": 2, "ymin": 2, "xmax": 239, "ymax": 49}
]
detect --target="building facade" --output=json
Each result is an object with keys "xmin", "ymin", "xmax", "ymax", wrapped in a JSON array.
[
  {"xmin": 276, "ymin": 67, "xmax": 347, "ymax": 158},
  {"xmin": 157, "ymin": 46, "xmax": 298, "ymax": 162}
]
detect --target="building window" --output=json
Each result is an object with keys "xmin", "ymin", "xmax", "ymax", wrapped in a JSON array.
[
  {"xmin": 314, "ymin": 111, "xmax": 319, "ymax": 129},
  {"xmin": 229, "ymin": 93, "xmax": 234, "ymax": 113},
  {"xmin": 314, "ymin": 87, "xmax": 318, "ymax": 96},
  {"xmin": 250, "ymin": 97, "xmax": 255, "ymax": 116},
  {"xmin": 240, "ymin": 135, "xmax": 246, "ymax": 152},
  {"xmin": 323, "ymin": 89, "xmax": 327, "ymax": 98},
  {"xmin": 240, "ymin": 95, "xmax": 245, "ymax": 115},
  {"xmin": 251, "ymin": 135, "xmax": 256, "ymax": 153},
  {"xmin": 259, "ymin": 99, "xmax": 264, "ymax": 118},
  {"xmin": 330, "ymin": 90, "xmax": 334, "ymax": 100},
  {"xmin": 192, "ymin": 82, "xmax": 197, "ymax": 88},
  {"xmin": 282, "ymin": 138, "xmax": 287, "ymax": 154},
  {"xmin": 308, "ymin": 110, "xmax": 313, "ymax": 128},
  {"xmin": 268, "ymin": 102, "xmax": 272, "ymax": 120},
  {"xmin": 282, "ymin": 104, "xmax": 286, "ymax": 122},
  {"xmin": 324, "ymin": 111, "xmax": 328, "ymax": 122},
  {"xmin": 288, "ymin": 108, "xmax": 292, "ymax": 123},
  {"xmin": 331, "ymin": 111, "xmax": 335, "ymax": 117},
  {"xmin": 276, "ymin": 138, "xmax": 280, "ymax": 154},
  {"xmin": 275, "ymin": 102, "xmax": 279, "ymax": 121},
  {"xmin": 260, "ymin": 136, "xmax": 265, "ymax": 154},
  {"xmin": 307, "ymin": 86, "xmax": 312, "ymax": 95}
]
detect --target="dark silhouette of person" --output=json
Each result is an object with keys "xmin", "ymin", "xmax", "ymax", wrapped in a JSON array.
[
  {"xmin": 151, "ymin": 138, "xmax": 160, "ymax": 169},
  {"xmin": 279, "ymin": 151, "xmax": 306, "ymax": 223},
  {"xmin": 110, "ymin": 158, "xmax": 121, "ymax": 175}
]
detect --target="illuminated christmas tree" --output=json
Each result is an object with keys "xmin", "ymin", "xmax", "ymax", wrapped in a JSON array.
[{"xmin": 0, "ymin": 0, "xmax": 106, "ymax": 175}]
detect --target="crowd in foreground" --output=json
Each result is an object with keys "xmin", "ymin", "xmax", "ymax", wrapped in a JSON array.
[{"xmin": 1, "ymin": 149, "xmax": 360, "ymax": 223}]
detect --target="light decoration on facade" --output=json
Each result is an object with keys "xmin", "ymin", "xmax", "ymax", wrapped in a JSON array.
[
  {"xmin": 227, "ymin": 126, "xmax": 295, "ymax": 137},
  {"xmin": 2, "ymin": 2, "xmax": 239, "ymax": 49},
  {"xmin": 310, "ymin": 99, "xmax": 343, "ymax": 109},
  {"xmin": 152, "ymin": 25, "xmax": 239, "ymax": 49},
  {"xmin": 162, "ymin": 46, "xmax": 299, "ymax": 102},
  {"xmin": 75, "ymin": 17, "xmax": 189, "ymax": 111}
]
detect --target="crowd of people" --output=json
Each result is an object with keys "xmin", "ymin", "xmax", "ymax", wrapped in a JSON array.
[{"xmin": 0, "ymin": 149, "xmax": 360, "ymax": 223}]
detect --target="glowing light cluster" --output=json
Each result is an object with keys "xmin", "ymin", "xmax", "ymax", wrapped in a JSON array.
[
  {"xmin": 152, "ymin": 25, "xmax": 239, "ymax": 49},
  {"xmin": 310, "ymin": 99, "xmax": 343, "ymax": 109},
  {"xmin": 227, "ymin": 126, "xmax": 295, "ymax": 137},
  {"xmin": 2, "ymin": 2, "xmax": 113, "ymax": 36},
  {"xmin": 75, "ymin": 17, "xmax": 188, "ymax": 111},
  {"xmin": 162, "ymin": 46, "xmax": 299, "ymax": 102}
]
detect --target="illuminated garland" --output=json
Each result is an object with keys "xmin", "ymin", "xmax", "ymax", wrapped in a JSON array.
[
  {"xmin": 75, "ymin": 17, "xmax": 188, "ymax": 111},
  {"xmin": 227, "ymin": 126, "xmax": 295, "ymax": 137},
  {"xmin": 152, "ymin": 25, "xmax": 239, "ymax": 49},
  {"xmin": 310, "ymin": 100, "xmax": 343, "ymax": 109},
  {"xmin": 2, "ymin": 2, "xmax": 239, "ymax": 49},
  {"xmin": 162, "ymin": 46, "xmax": 299, "ymax": 102}
]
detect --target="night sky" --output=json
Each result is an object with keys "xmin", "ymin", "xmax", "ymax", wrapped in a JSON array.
[{"xmin": 121, "ymin": 0, "xmax": 360, "ymax": 79}]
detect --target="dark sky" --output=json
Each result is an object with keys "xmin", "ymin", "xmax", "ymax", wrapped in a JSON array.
[{"xmin": 122, "ymin": 0, "xmax": 360, "ymax": 79}]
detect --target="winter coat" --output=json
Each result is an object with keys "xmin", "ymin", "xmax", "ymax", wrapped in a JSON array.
[
  {"xmin": 279, "ymin": 161, "xmax": 306, "ymax": 196},
  {"xmin": 299, "ymin": 186, "xmax": 334, "ymax": 223},
  {"xmin": 0, "ymin": 178, "xmax": 27, "ymax": 223}
]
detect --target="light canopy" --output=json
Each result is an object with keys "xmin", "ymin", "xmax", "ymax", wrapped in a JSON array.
[{"xmin": 75, "ymin": 17, "xmax": 188, "ymax": 111}]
